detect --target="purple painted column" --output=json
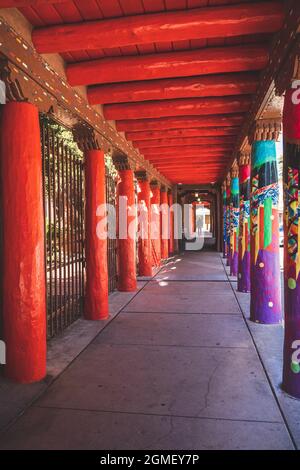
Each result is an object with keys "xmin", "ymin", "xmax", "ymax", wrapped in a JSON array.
[
  {"xmin": 282, "ymin": 86, "xmax": 300, "ymax": 398},
  {"xmin": 250, "ymin": 120, "xmax": 282, "ymax": 324},
  {"xmin": 230, "ymin": 164, "xmax": 239, "ymax": 277},
  {"xmin": 222, "ymin": 183, "xmax": 227, "ymax": 258},
  {"xmin": 225, "ymin": 174, "xmax": 231, "ymax": 266},
  {"xmin": 238, "ymin": 151, "xmax": 251, "ymax": 292}
]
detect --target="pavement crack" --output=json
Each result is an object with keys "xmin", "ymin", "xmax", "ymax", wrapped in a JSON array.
[{"xmin": 196, "ymin": 361, "xmax": 220, "ymax": 417}]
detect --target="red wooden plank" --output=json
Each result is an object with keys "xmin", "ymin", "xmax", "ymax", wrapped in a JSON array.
[
  {"xmin": 119, "ymin": 0, "xmax": 144, "ymax": 15},
  {"xmin": 73, "ymin": 0, "xmax": 104, "ymax": 20}
]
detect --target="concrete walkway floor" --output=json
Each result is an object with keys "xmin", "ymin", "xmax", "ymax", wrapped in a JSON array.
[{"xmin": 0, "ymin": 252, "xmax": 297, "ymax": 450}]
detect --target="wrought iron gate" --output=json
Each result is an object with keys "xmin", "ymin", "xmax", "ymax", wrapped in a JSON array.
[
  {"xmin": 105, "ymin": 168, "xmax": 118, "ymax": 293},
  {"xmin": 41, "ymin": 117, "xmax": 85, "ymax": 338}
]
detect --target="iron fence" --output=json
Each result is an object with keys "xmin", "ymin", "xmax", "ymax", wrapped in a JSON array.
[
  {"xmin": 105, "ymin": 169, "xmax": 118, "ymax": 293},
  {"xmin": 41, "ymin": 117, "xmax": 85, "ymax": 338}
]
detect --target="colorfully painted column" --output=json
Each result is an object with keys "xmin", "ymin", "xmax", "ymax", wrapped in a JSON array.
[
  {"xmin": 117, "ymin": 169, "xmax": 137, "ymax": 291},
  {"xmin": 150, "ymin": 183, "xmax": 161, "ymax": 266},
  {"xmin": 137, "ymin": 175, "xmax": 152, "ymax": 277},
  {"xmin": 168, "ymin": 191, "xmax": 174, "ymax": 256},
  {"xmin": 250, "ymin": 122, "xmax": 281, "ymax": 324},
  {"xmin": 222, "ymin": 183, "xmax": 227, "ymax": 258},
  {"xmin": 282, "ymin": 86, "xmax": 300, "ymax": 398},
  {"xmin": 238, "ymin": 152, "xmax": 251, "ymax": 292},
  {"xmin": 160, "ymin": 187, "xmax": 169, "ymax": 259},
  {"xmin": 230, "ymin": 165, "xmax": 239, "ymax": 277},
  {"xmin": 84, "ymin": 149, "xmax": 109, "ymax": 320},
  {"xmin": 226, "ymin": 174, "xmax": 231, "ymax": 266},
  {"xmin": 0, "ymin": 102, "xmax": 46, "ymax": 383}
]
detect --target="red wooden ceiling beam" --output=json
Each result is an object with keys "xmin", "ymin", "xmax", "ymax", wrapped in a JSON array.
[
  {"xmin": 104, "ymin": 96, "xmax": 252, "ymax": 120},
  {"xmin": 150, "ymin": 158, "xmax": 230, "ymax": 165},
  {"xmin": 159, "ymin": 171, "xmax": 225, "ymax": 174},
  {"xmin": 32, "ymin": 2, "xmax": 284, "ymax": 54},
  {"xmin": 142, "ymin": 146, "xmax": 232, "ymax": 157},
  {"xmin": 117, "ymin": 115, "xmax": 244, "ymax": 132},
  {"xmin": 126, "ymin": 127, "xmax": 239, "ymax": 141},
  {"xmin": 149, "ymin": 157, "xmax": 229, "ymax": 163},
  {"xmin": 156, "ymin": 163, "xmax": 225, "ymax": 173},
  {"xmin": 133, "ymin": 136, "xmax": 235, "ymax": 148},
  {"xmin": 67, "ymin": 45, "xmax": 269, "ymax": 87},
  {"xmin": 147, "ymin": 149, "xmax": 230, "ymax": 157},
  {"xmin": 148, "ymin": 158, "xmax": 230, "ymax": 166},
  {"xmin": 164, "ymin": 174, "xmax": 222, "ymax": 180},
  {"xmin": 88, "ymin": 72, "xmax": 258, "ymax": 105},
  {"xmin": 2, "ymin": 0, "xmax": 65, "ymax": 5}
]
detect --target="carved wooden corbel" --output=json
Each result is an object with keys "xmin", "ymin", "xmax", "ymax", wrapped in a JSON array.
[
  {"xmin": 231, "ymin": 161, "xmax": 239, "ymax": 178},
  {"xmin": 0, "ymin": 57, "xmax": 56, "ymax": 114},
  {"xmin": 73, "ymin": 123, "xmax": 100, "ymax": 151},
  {"xmin": 112, "ymin": 150, "xmax": 134, "ymax": 171},
  {"xmin": 250, "ymin": 118, "xmax": 282, "ymax": 143},
  {"xmin": 239, "ymin": 146, "xmax": 251, "ymax": 166},
  {"xmin": 150, "ymin": 179, "xmax": 160, "ymax": 189},
  {"xmin": 135, "ymin": 170, "xmax": 149, "ymax": 181}
]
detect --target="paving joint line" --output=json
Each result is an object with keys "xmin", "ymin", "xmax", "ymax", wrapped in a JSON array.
[{"xmin": 32, "ymin": 403, "xmax": 283, "ymax": 426}]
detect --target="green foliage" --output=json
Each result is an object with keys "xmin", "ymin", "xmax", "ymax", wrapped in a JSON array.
[{"xmin": 42, "ymin": 116, "xmax": 83, "ymax": 161}]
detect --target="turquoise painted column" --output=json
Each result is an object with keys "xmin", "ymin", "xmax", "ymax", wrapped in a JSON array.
[{"xmin": 250, "ymin": 122, "xmax": 282, "ymax": 324}]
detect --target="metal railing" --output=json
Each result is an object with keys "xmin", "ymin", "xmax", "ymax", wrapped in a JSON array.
[{"xmin": 41, "ymin": 117, "xmax": 85, "ymax": 338}]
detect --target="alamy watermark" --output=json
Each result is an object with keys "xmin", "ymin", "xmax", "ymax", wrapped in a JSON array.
[
  {"xmin": 95, "ymin": 198, "xmax": 206, "ymax": 251},
  {"xmin": 291, "ymin": 80, "xmax": 300, "ymax": 105},
  {"xmin": 0, "ymin": 340, "xmax": 6, "ymax": 365}
]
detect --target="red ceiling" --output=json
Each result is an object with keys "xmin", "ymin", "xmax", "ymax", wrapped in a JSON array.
[
  {"xmin": 15, "ymin": 0, "xmax": 283, "ymax": 184},
  {"xmin": 20, "ymin": 0, "xmax": 273, "ymax": 62}
]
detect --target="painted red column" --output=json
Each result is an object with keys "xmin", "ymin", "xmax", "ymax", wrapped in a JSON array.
[
  {"xmin": 0, "ymin": 102, "xmax": 46, "ymax": 383},
  {"xmin": 160, "ymin": 188, "xmax": 169, "ymax": 259},
  {"xmin": 117, "ymin": 169, "xmax": 137, "ymax": 291},
  {"xmin": 168, "ymin": 191, "xmax": 174, "ymax": 256},
  {"xmin": 84, "ymin": 149, "xmax": 109, "ymax": 320},
  {"xmin": 137, "ymin": 177, "xmax": 152, "ymax": 276},
  {"xmin": 150, "ymin": 184, "xmax": 161, "ymax": 266}
]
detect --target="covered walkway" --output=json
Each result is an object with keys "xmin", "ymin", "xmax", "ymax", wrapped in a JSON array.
[{"xmin": 0, "ymin": 251, "xmax": 296, "ymax": 450}]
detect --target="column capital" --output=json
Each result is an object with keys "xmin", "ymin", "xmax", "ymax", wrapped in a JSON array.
[
  {"xmin": 73, "ymin": 123, "xmax": 100, "ymax": 151},
  {"xmin": 238, "ymin": 146, "xmax": 251, "ymax": 166},
  {"xmin": 112, "ymin": 150, "xmax": 133, "ymax": 171},
  {"xmin": 250, "ymin": 118, "xmax": 282, "ymax": 143},
  {"xmin": 160, "ymin": 185, "xmax": 167, "ymax": 192},
  {"xmin": 0, "ymin": 58, "xmax": 27, "ymax": 103},
  {"xmin": 150, "ymin": 179, "xmax": 160, "ymax": 189},
  {"xmin": 231, "ymin": 161, "xmax": 239, "ymax": 178},
  {"xmin": 135, "ymin": 170, "xmax": 149, "ymax": 181}
]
